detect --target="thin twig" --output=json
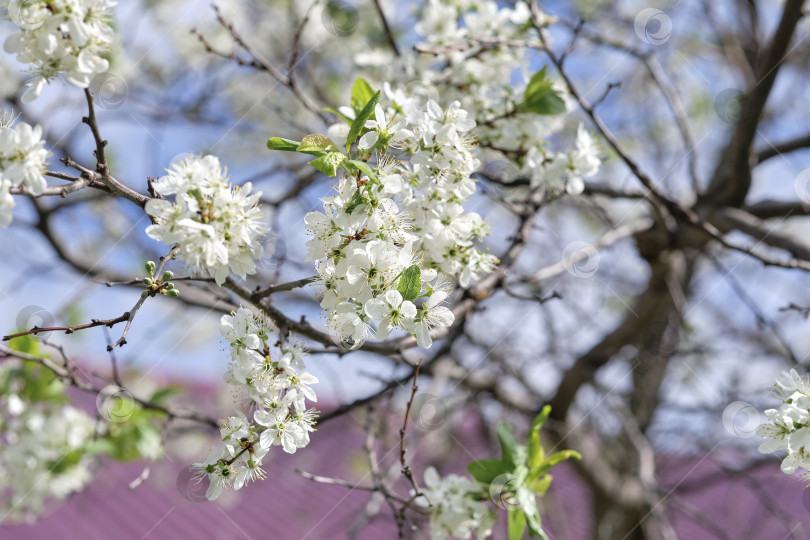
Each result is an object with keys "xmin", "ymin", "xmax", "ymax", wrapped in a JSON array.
[
  {"xmin": 399, "ymin": 362, "xmax": 425, "ymax": 504},
  {"xmin": 373, "ymin": 0, "xmax": 400, "ymax": 57},
  {"xmin": 3, "ymin": 312, "xmax": 130, "ymax": 341},
  {"xmin": 251, "ymin": 276, "xmax": 318, "ymax": 301},
  {"xmin": 107, "ymin": 246, "xmax": 180, "ymax": 351}
]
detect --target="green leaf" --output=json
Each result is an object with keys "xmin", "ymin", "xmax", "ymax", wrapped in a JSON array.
[
  {"xmin": 48, "ymin": 449, "xmax": 83, "ymax": 475},
  {"xmin": 344, "ymin": 192, "xmax": 367, "ymax": 215},
  {"xmin": 526, "ymin": 473, "xmax": 553, "ymax": 496},
  {"xmin": 532, "ymin": 406, "xmax": 551, "ymax": 431},
  {"xmin": 309, "ymin": 152, "xmax": 346, "ymax": 177},
  {"xmin": 397, "ymin": 265, "xmax": 422, "ymax": 302},
  {"xmin": 297, "ymin": 133, "xmax": 339, "ymax": 154},
  {"xmin": 532, "ymin": 449, "xmax": 581, "ymax": 477},
  {"xmin": 528, "ymin": 405, "xmax": 551, "ymax": 468},
  {"xmin": 86, "ymin": 438, "xmax": 117, "ymax": 456},
  {"xmin": 351, "ymin": 78, "xmax": 376, "ymax": 114},
  {"xmin": 497, "ymin": 422, "xmax": 525, "ymax": 469},
  {"xmin": 346, "ymin": 90, "xmax": 381, "ymax": 153},
  {"xmin": 468, "ymin": 459, "xmax": 510, "ymax": 484},
  {"xmin": 267, "ymin": 137, "xmax": 302, "ymax": 152},
  {"xmin": 345, "ymin": 159, "xmax": 378, "ymax": 182},
  {"xmin": 518, "ymin": 67, "xmax": 566, "ymax": 116},
  {"xmin": 324, "ymin": 106, "xmax": 354, "ymax": 125},
  {"xmin": 148, "ymin": 386, "xmax": 183, "ymax": 404},
  {"xmin": 508, "ymin": 508, "xmax": 527, "ymax": 540},
  {"xmin": 18, "ymin": 361, "xmax": 67, "ymax": 404},
  {"xmin": 8, "ymin": 334, "xmax": 40, "ymax": 356},
  {"xmin": 518, "ymin": 487, "xmax": 548, "ymax": 539}
]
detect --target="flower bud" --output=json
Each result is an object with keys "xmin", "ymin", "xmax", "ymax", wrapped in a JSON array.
[
  {"xmin": 143, "ymin": 277, "xmax": 153, "ymax": 286},
  {"xmin": 140, "ymin": 290, "xmax": 149, "ymax": 298},
  {"xmin": 145, "ymin": 260, "xmax": 156, "ymax": 276},
  {"xmin": 167, "ymin": 289, "xmax": 180, "ymax": 297},
  {"xmin": 162, "ymin": 271, "xmax": 174, "ymax": 282}
]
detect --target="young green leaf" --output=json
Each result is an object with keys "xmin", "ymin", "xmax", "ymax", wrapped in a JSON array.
[
  {"xmin": 351, "ymin": 77, "xmax": 376, "ymax": 113},
  {"xmin": 397, "ymin": 265, "xmax": 422, "ymax": 302},
  {"xmin": 532, "ymin": 405, "xmax": 551, "ymax": 431},
  {"xmin": 148, "ymin": 386, "xmax": 183, "ymax": 404},
  {"xmin": 518, "ymin": 487, "xmax": 548, "ymax": 539},
  {"xmin": 48, "ymin": 449, "xmax": 82, "ymax": 475},
  {"xmin": 518, "ymin": 67, "xmax": 566, "ymax": 116},
  {"xmin": 526, "ymin": 473, "xmax": 553, "ymax": 496},
  {"xmin": 532, "ymin": 449, "xmax": 581, "ymax": 478},
  {"xmin": 467, "ymin": 459, "xmax": 510, "ymax": 484},
  {"xmin": 345, "ymin": 159, "xmax": 378, "ymax": 182},
  {"xmin": 497, "ymin": 422, "xmax": 526, "ymax": 469},
  {"xmin": 297, "ymin": 133, "xmax": 339, "ymax": 154},
  {"xmin": 508, "ymin": 508, "xmax": 527, "ymax": 540},
  {"xmin": 346, "ymin": 90, "xmax": 381, "ymax": 153},
  {"xmin": 309, "ymin": 152, "xmax": 347, "ymax": 177},
  {"xmin": 86, "ymin": 438, "xmax": 117, "ymax": 456},
  {"xmin": 528, "ymin": 405, "xmax": 551, "ymax": 468},
  {"xmin": 267, "ymin": 137, "xmax": 302, "ymax": 152},
  {"xmin": 344, "ymin": 192, "xmax": 367, "ymax": 215}
]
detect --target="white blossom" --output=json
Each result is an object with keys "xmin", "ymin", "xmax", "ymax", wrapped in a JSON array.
[
  {"xmin": 417, "ymin": 467, "xmax": 496, "ymax": 540},
  {"xmin": 191, "ymin": 307, "xmax": 319, "ymax": 500},
  {"xmin": 145, "ymin": 155, "xmax": 265, "ymax": 285},
  {"xmin": 307, "ymin": 97, "xmax": 511, "ymax": 348},
  {"xmin": 2, "ymin": 0, "xmax": 116, "ymax": 102},
  {"xmin": 0, "ymin": 120, "xmax": 48, "ymax": 195},
  {"xmin": 0, "ymin": 373, "xmax": 97, "ymax": 522},
  {"xmin": 757, "ymin": 370, "xmax": 810, "ymax": 476}
]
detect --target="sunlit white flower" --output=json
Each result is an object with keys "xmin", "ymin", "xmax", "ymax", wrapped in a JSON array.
[
  {"xmin": 3, "ymin": 0, "xmax": 115, "ymax": 101},
  {"xmin": 365, "ymin": 290, "xmax": 417, "ymax": 340},
  {"xmin": 404, "ymin": 290, "xmax": 455, "ymax": 348},
  {"xmin": 0, "ymin": 121, "xmax": 48, "ymax": 195},
  {"xmin": 416, "ymin": 467, "xmax": 496, "ymax": 540},
  {"xmin": 145, "ymin": 155, "xmax": 265, "ymax": 285},
  {"xmin": 233, "ymin": 446, "xmax": 268, "ymax": 490},
  {"xmin": 757, "ymin": 370, "xmax": 810, "ymax": 477}
]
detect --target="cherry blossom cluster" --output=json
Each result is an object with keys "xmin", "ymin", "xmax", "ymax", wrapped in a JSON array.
[
  {"xmin": 310, "ymin": 97, "xmax": 497, "ymax": 348},
  {"xmin": 384, "ymin": 96, "xmax": 498, "ymax": 287},
  {"xmin": 756, "ymin": 369, "xmax": 810, "ymax": 475},
  {"xmin": 145, "ymin": 155, "xmax": 265, "ymax": 285},
  {"xmin": 0, "ymin": 371, "xmax": 97, "ymax": 522},
  {"xmin": 354, "ymin": 1, "xmax": 600, "ymax": 197},
  {"xmin": 164, "ymin": 1, "xmax": 599, "ymax": 200},
  {"xmin": 2, "ymin": 0, "xmax": 116, "ymax": 102},
  {"xmin": 191, "ymin": 307, "xmax": 318, "ymax": 500},
  {"xmin": 417, "ymin": 467, "xmax": 495, "ymax": 540},
  {"xmin": 0, "ymin": 116, "xmax": 49, "ymax": 227}
]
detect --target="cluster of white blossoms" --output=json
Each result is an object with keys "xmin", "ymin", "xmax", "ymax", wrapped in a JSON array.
[
  {"xmin": 145, "ymin": 155, "xmax": 265, "ymax": 285},
  {"xmin": 2, "ymin": 0, "xmax": 115, "ymax": 102},
  {"xmin": 191, "ymin": 307, "xmax": 318, "ymax": 500},
  {"xmin": 312, "ymin": 96, "xmax": 493, "ymax": 348},
  {"xmin": 0, "ymin": 116, "xmax": 49, "ymax": 227},
  {"xmin": 521, "ymin": 123, "xmax": 601, "ymax": 195},
  {"xmin": 390, "ymin": 97, "xmax": 498, "ymax": 286},
  {"xmin": 417, "ymin": 467, "xmax": 496, "ymax": 540},
  {"xmin": 756, "ymin": 369, "xmax": 810, "ymax": 475},
  {"xmin": 353, "ymin": 0, "xmax": 600, "ymax": 197},
  {"xmin": 0, "ymin": 378, "xmax": 96, "ymax": 522}
]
